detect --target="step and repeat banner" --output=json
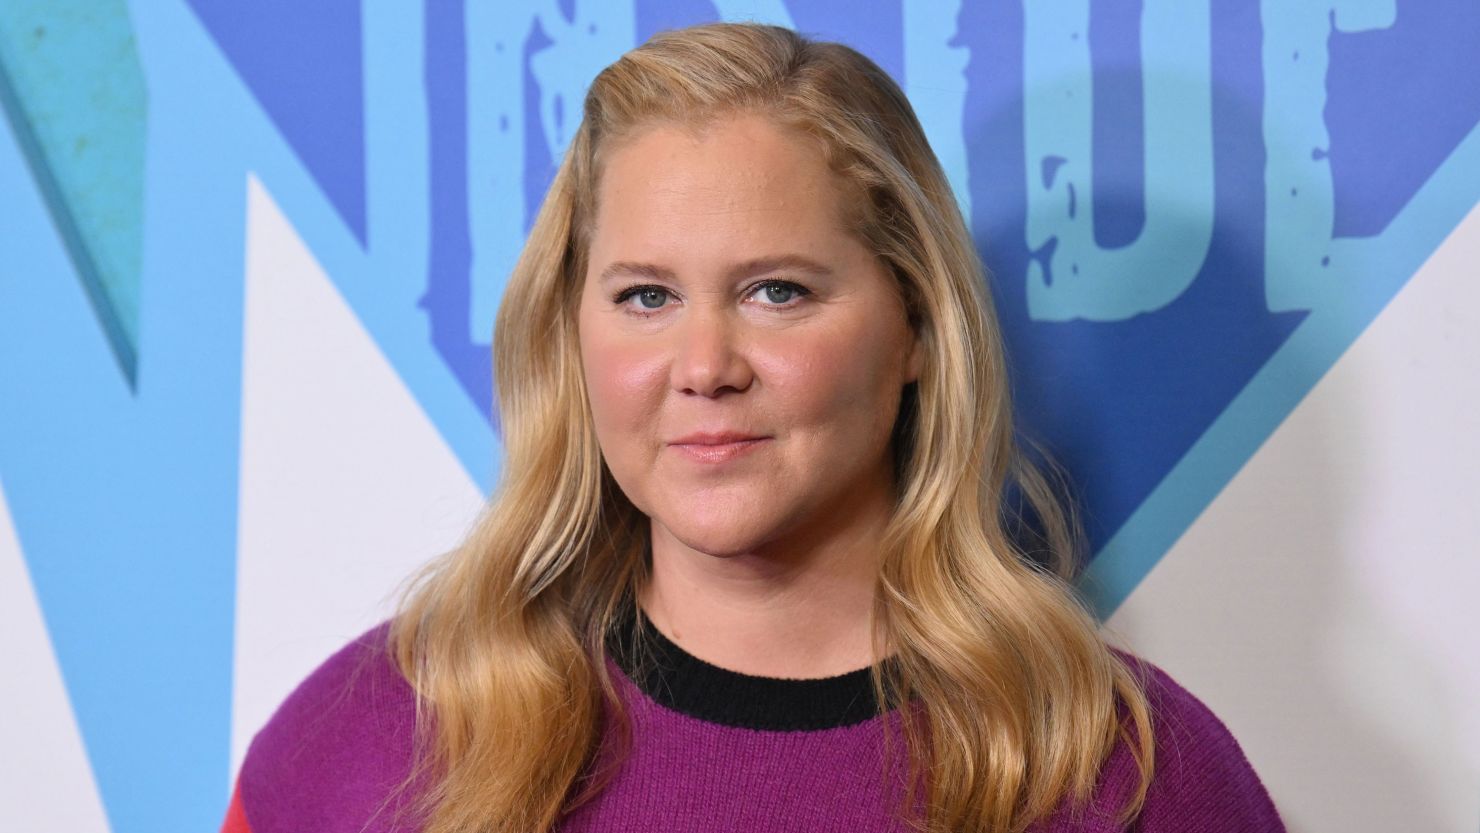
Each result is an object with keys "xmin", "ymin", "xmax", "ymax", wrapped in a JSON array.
[{"xmin": 1, "ymin": 2, "xmax": 1476, "ymax": 831}]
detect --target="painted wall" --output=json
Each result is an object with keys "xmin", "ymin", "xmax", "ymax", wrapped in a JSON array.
[{"xmin": 0, "ymin": 1, "xmax": 1475, "ymax": 831}]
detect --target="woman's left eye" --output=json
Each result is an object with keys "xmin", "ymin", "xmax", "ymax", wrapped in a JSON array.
[{"xmin": 750, "ymin": 280, "xmax": 809, "ymax": 306}]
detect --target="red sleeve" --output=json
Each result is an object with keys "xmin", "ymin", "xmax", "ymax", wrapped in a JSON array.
[{"xmin": 220, "ymin": 780, "xmax": 253, "ymax": 833}]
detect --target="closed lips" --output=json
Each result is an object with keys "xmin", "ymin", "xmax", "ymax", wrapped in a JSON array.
[
  {"xmin": 666, "ymin": 434, "xmax": 771, "ymax": 463},
  {"xmin": 668, "ymin": 432, "xmax": 769, "ymax": 445}
]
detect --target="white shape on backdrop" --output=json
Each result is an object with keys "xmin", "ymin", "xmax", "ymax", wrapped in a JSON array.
[
  {"xmin": 0, "ymin": 476, "xmax": 112, "ymax": 833},
  {"xmin": 231, "ymin": 176, "xmax": 485, "ymax": 777},
  {"xmin": 1107, "ymin": 200, "xmax": 1480, "ymax": 832}
]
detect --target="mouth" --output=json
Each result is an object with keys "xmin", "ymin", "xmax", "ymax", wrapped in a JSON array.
[{"xmin": 667, "ymin": 432, "xmax": 771, "ymax": 464}]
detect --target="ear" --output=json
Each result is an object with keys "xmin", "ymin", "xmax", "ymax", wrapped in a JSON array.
[{"xmin": 904, "ymin": 329, "xmax": 925, "ymax": 385}]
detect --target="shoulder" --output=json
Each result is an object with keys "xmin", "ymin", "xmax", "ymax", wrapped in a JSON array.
[
  {"xmin": 233, "ymin": 622, "xmax": 423, "ymax": 833},
  {"xmin": 1094, "ymin": 649, "xmax": 1287, "ymax": 832}
]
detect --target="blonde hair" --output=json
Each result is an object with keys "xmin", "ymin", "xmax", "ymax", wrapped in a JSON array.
[{"xmin": 392, "ymin": 22, "xmax": 1155, "ymax": 833}]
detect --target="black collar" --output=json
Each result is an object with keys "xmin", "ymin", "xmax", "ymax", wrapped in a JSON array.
[{"xmin": 605, "ymin": 602, "xmax": 897, "ymax": 731}]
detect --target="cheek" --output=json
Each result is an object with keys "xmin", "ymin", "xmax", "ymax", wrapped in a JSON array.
[
  {"xmin": 754, "ymin": 318, "xmax": 906, "ymax": 438},
  {"xmin": 580, "ymin": 331, "xmax": 667, "ymax": 437}
]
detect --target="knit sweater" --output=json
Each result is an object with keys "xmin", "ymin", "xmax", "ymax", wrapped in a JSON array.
[{"xmin": 221, "ymin": 610, "xmax": 1286, "ymax": 833}]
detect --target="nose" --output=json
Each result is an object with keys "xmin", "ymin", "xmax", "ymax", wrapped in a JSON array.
[{"xmin": 669, "ymin": 311, "xmax": 753, "ymax": 398}]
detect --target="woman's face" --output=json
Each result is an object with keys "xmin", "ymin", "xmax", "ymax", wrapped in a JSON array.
[{"xmin": 577, "ymin": 112, "xmax": 922, "ymax": 558}]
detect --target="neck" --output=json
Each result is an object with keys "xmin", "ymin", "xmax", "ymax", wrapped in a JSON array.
[{"xmin": 638, "ymin": 473, "xmax": 894, "ymax": 679}]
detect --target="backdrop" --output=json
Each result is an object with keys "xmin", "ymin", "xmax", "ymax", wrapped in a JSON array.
[{"xmin": 1, "ymin": 2, "xmax": 1477, "ymax": 831}]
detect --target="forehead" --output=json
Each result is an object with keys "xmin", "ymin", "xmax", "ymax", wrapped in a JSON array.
[{"xmin": 588, "ymin": 113, "xmax": 853, "ymax": 257}]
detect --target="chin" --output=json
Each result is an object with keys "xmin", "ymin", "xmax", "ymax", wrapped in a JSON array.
[
  {"xmin": 637, "ymin": 475, "xmax": 814, "ymax": 557},
  {"xmin": 663, "ymin": 522, "xmax": 767, "ymax": 558},
  {"xmin": 655, "ymin": 505, "xmax": 789, "ymax": 558}
]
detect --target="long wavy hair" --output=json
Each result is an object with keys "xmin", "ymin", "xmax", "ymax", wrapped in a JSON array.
[{"xmin": 391, "ymin": 21, "xmax": 1155, "ymax": 833}]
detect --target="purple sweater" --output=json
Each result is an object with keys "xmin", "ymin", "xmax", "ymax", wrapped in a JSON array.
[{"xmin": 228, "ymin": 612, "xmax": 1286, "ymax": 833}]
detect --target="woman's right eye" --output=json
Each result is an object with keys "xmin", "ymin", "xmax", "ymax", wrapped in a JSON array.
[{"xmin": 614, "ymin": 286, "xmax": 672, "ymax": 312}]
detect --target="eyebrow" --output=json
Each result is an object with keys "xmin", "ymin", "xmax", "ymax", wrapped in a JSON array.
[{"xmin": 597, "ymin": 254, "xmax": 835, "ymax": 285}]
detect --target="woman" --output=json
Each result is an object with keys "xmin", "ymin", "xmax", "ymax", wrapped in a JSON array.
[{"xmin": 223, "ymin": 22, "xmax": 1285, "ymax": 833}]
